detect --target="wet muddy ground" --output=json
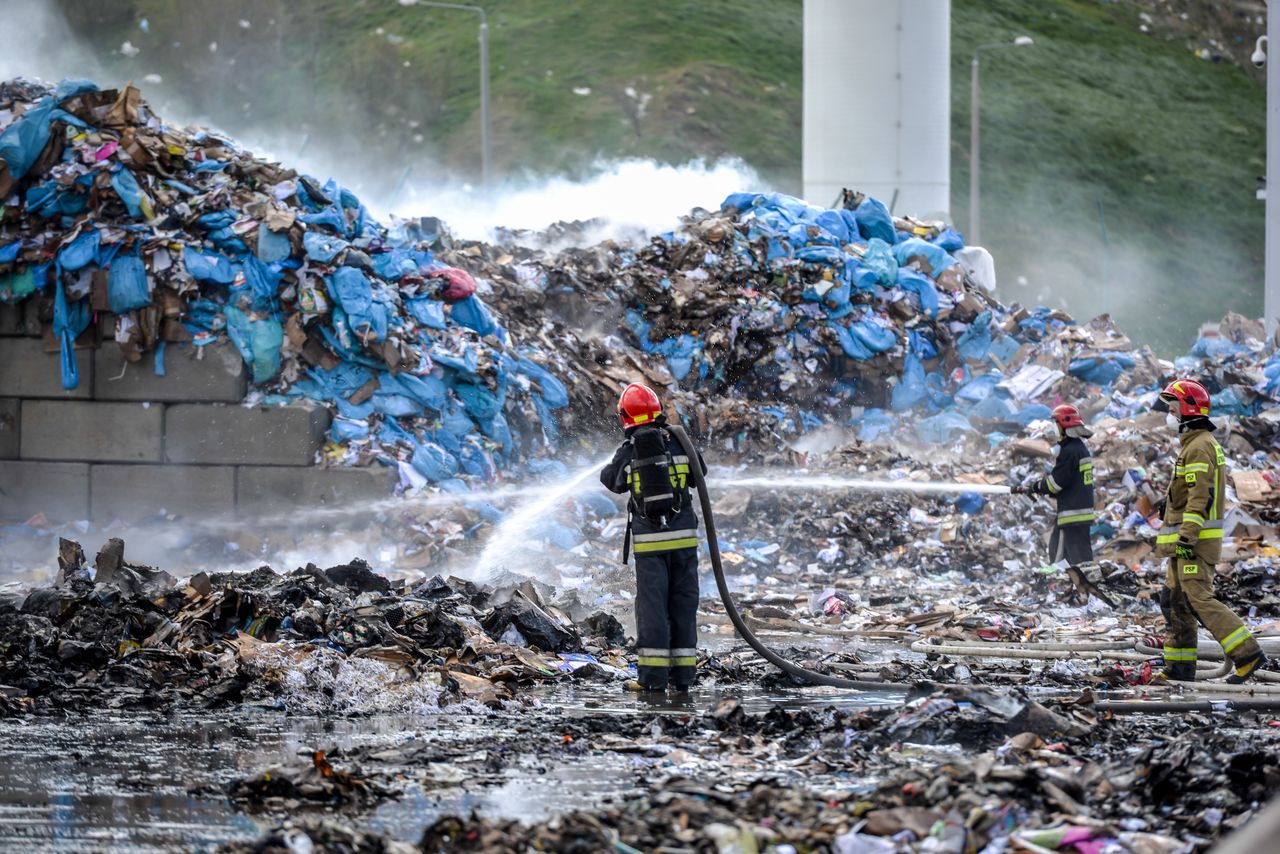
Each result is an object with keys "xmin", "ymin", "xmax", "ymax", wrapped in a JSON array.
[{"xmin": 0, "ymin": 685, "xmax": 904, "ymax": 852}]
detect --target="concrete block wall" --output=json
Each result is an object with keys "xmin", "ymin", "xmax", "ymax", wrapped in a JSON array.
[{"xmin": 0, "ymin": 329, "xmax": 394, "ymax": 523}]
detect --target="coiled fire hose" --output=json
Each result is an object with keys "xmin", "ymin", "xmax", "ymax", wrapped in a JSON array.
[{"xmin": 671, "ymin": 425, "xmax": 1280, "ymax": 710}]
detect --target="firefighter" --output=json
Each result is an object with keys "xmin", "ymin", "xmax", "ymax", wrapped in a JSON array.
[
  {"xmin": 600, "ymin": 383, "xmax": 707, "ymax": 693},
  {"xmin": 1010, "ymin": 404, "xmax": 1096, "ymax": 565},
  {"xmin": 1155, "ymin": 379, "xmax": 1267, "ymax": 683}
]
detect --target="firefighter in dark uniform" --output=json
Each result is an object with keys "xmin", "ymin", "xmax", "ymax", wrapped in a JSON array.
[
  {"xmin": 1155, "ymin": 379, "xmax": 1267, "ymax": 683},
  {"xmin": 1011, "ymin": 404, "xmax": 1095, "ymax": 565},
  {"xmin": 600, "ymin": 383, "xmax": 706, "ymax": 693}
]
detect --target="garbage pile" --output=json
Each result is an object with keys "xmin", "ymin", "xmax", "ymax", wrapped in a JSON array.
[
  {"xmin": 220, "ymin": 688, "xmax": 1280, "ymax": 853},
  {"xmin": 0, "ymin": 536, "xmax": 638, "ymax": 716},
  {"xmin": 10, "ymin": 77, "xmax": 1280, "ymax": 501},
  {"xmin": 0, "ymin": 77, "xmax": 580, "ymax": 490}
]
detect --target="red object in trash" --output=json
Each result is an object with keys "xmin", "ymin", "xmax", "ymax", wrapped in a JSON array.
[{"xmin": 429, "ymin": 267, "xmax": 477, "ymax": 301}]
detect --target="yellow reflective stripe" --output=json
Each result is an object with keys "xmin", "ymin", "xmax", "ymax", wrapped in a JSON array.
[
  {"xmin": 1163, "ymin": 648, "xmax": 1198, "ymax": 661},
  {"xmin": 1183, "ymin": 512, "xmax": 1205, "ymax": 526},
  {"xmin": 631, "ymin": 412, "xmax": 655, "ymax": 424},
  {"xmin": 1221, "ymin": 626, "xmax": 1253, "ymax": 654},
  {"xmin": 637, "ymin": 655, "xmax": 671, "ymax": 667},
  {"xmin": 1078, "ymin": 461, "xmax": 1093, "ymax": 470},
  {"xmin": 671, "ymin": 656, "xmax": 697, "ymax": 667},
  {"xmin": 1156, "ymin": 533, "xmax": 1180, "ymax": 543},
  {"xmin": 634, "ymin": 537, "xmax": 699, "ymax": 553},
  {"xmin": 1198, "ymin": 528, "xmax": 1223, "ymax": 540},
  {"xmin": 1181, "ymin": 463, "xmax": 1210, "ymax": 473},
  {"xmin": 1057, "ymin": 513, "xmax": 1095, "ymax": 525},
  {"xmin": 1045, "ymin": 475, "xmax": 1061, "ymax": 494}
]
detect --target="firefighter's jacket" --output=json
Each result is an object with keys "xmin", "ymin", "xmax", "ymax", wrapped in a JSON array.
[
  {"xmin": 600, "ymin": 427, "xmax": 707, "ymax": 555},
  {"xmin": 1156, "ymin": 428, "xmax": 1226, "ymax": 563},
  {"xmin": 1029, "ymin": 436, "xmax": 1095, "ymax": 528}
]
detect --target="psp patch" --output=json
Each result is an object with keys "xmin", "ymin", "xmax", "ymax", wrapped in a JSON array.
[{"xmin": 1183, "ymin": 563, "xmax": 1199, "ymax": 575}]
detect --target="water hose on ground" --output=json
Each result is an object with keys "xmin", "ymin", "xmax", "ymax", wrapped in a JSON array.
[
  {"xmin": 670, "ymin": 425, "xmax": 901, "ymax": 693},
  {"xmin": 671, "ymin": 424, "xmax": 1280, "ymax": 704},
  {"xmin": 911, "ymin": 639, "xmax": 1235, "ymax": 679}
]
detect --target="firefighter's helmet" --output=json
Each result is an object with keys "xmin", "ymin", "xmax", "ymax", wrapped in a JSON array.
[
  {"xmin": 1051, "ymin": 404, "xmax": 1085, "ymax": 430},
  {"xmin": 618, "ymin": 383, "xmax": 662, "ymax": 429},
  {"xmin": 1159, "ymin": 379, "xmax": 1211, "ymax": 419}
]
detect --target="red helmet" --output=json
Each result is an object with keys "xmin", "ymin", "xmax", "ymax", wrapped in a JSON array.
[
  {"xmin": 1051, "ymin": 404, "xmax": 1084, "ymax": 430},
  {"xmin": 618, "ymin": 383, "xmax": 662, "ymax": 429},
  {"xmin": 1160, "ymin": 379, "xmax": 1211, "ymax": 419}
]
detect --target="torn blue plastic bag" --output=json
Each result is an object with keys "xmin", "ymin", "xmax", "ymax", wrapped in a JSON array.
[
  {"xmin": 183, "ymin": 246, "xmax": 237, "ymax": 284},
  {"xmin": 450, "ymin": 294, "xmax": 497, "ymax": 337},
  {"xmin": 860, "ymin": 238, "xmax": 898, "ymax": 285},
  {"xmin": 411, "ymin": 440, "xmax": 459, "ymax": 482},
  {"xmin": 915, "ymin": 410, "xmax": 972, "ymax": 444},
  {"xmin": 893, "ymin": 237, "xmax": 956, "ymax": 274},
  {"xmin": 109, "ymin": 167, "xmax": 154, "ymax": 221},
  {"xmin": 0, "ymin": 94, "xmax": 90, "ymax": 181},
  {"xmin": 223, "ymin": 305, "xmax": 283, "ymax": 382},
  {"xmin": 897, "ymin": 268, "xmax": 939, "ymax": 317},
  {"xmin": 957, "ymin": 311, "xmax": 994, "ymax": 363},
  {"xmin": 891, "ymin": 351, "xmax": 928, "ymax": 411},
  {"xmin": 1068, "ymin": 353, "xmax": 1135, "ymax": 387}
]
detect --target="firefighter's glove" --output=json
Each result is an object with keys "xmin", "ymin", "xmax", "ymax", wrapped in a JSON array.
[
  {"xmin": 1009, "ymin": 484, "xmax": 1028, "ymax": 495},
  {"xmin": 1174, "ymin": 539, "xmax": 1195, "ymax": 561}
]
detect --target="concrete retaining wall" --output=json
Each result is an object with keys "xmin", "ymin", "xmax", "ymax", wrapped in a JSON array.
[{"xmin": 0, "ymin": 329, "xmax": 393, "ymax": 522}]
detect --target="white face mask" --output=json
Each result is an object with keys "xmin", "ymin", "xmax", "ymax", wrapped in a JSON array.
[{"xmin": 1166, "ymin": 413, "xmax": 1181, "ymax": 430}]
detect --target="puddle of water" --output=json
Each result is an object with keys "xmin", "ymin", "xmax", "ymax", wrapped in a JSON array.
[{"xmin": 0, "ymin": 682, "xmax": 901, "ymax": 852}]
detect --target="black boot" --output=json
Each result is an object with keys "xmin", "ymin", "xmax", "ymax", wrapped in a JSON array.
[{"xmin": 1226, "ymin": 653, "xmax": 1268, "ymax": 684}]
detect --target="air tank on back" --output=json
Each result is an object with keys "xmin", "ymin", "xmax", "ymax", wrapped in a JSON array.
[{"xmin": 802, "ymin": 0, "xmax": 951, "ymax": 220}]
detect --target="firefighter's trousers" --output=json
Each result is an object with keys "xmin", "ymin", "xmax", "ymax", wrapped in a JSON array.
[
  {"xmin": 1162, "ymin": 556, "xmax": 1262, "ymax": 677},
  {"xmin": 634, "ymin": 547, "xmax": 699, "ymax": 689},
  {"xmin": 1048, "ymin": 524, "xmax": 1093, "ymax": 565}
]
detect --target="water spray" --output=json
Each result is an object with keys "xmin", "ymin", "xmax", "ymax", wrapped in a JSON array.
[{"xmin": 716, "ymin": 474, "xmax": 1010, "ymax": 496}]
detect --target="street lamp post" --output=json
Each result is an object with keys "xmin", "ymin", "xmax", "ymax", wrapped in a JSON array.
[
  {"xmin": 408, "ymin": 1, "xmax": 492, "ymax": 188},
  {"xmin": 1262, "ymin": 4, "xmax": 1279, "ymax": 335},
  {"xmin": 969, "ymin": 35, "xmax": 1034, "ymax": 246}
]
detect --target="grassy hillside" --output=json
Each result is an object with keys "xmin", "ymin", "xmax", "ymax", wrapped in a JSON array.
[
  {"xmin": 951, "ymin": 0, "xmax": 1267, "ymax": 351},
  {"xmin": 53, "ymin": 0, "xmax": 1268, "ymax": 352}
]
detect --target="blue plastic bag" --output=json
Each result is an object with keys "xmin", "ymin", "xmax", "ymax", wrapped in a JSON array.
[
  {"xmin": 957, "ymin": 311, "xmax": 994, "ymax": 363},
  {"xmin": 109, "ymin": 167, "xmax": 154, "ymax": 221},
  {"xmin": 915, "ymin": 410, "xmax": 972, "ymax": 444},
  {"xmin": 861, "ymin": 238, "xmax": 898, "ymax": 285},
  {"xmin": 183, "ymin": 246, "xmax": 237, "ymax": 284},
  {"xmin": 891, "ymin": 352, "xmax": 928, "ymax": 411},
  {"xmin": 223, "ymin": 305, "xmax": 283, "ymax": 382},
  {"xmin": 897, "ymin": 268, "xmax": 939, "ymax": 317},
  {"xmin": 256, "ymin": 223, "xmax": 292, "ymax": 263},
  {"xmin": 450, "ymin": 294, "xmax": 497, "ymax": 337},
  {"xmin": 411, "ymin": 440, "xmax": 460, "ymax": 482},
  {"xmin": 0, "ymin": 96, "xmax": 89, "ymax": 181},
  {"xmin": 107, "ymin": 250, "xmax": 150, "ymax": 314},
  {"xmin": 893, "ymin": 237, "xmax": 956, "ymax": 274},
  {"xmin": 854, "ymin": 197, "xmax": 895, "ymax": 244}
]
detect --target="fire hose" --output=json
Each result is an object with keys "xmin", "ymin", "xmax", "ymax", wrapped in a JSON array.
[
  {"xmin": 670, "ymin": 424, "xmax": 1280, "ymax": 710},
  {"xmin": 670, "ymin": 425, "xmax": 899, "ymax": 692}
]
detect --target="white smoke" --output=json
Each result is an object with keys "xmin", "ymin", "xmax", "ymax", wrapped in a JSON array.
[
  {"xmin": 385, "ymin": 157, "xmax": 763, "ymax": 243},
  {"xmin": 0, "ymin": 0, "xmax": 105, "ymax": 82}
]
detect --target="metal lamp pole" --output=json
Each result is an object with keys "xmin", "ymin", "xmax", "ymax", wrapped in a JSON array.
[
  {"xmin": 969, "ymin": 35, "xmax": 1034, "ymax": 246},
  {"xmin": 411, "ymin": 1, "xmax": 492, "ymax": 188},
  {"xmin": 1264, "ymin": 3, "xmax": 1279, "ymax": 335}
]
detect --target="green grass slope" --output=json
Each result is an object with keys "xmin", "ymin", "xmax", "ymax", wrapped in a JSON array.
[{"xmin": 54, "ymin": 0, "xmax": 1268, "ymax": 351}]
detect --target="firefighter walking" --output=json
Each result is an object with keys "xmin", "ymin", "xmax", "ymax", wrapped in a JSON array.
[
  {"xmin": 600, "ymin": 383, "xmax": 706, "ymax": 693},
  {"xmin": 1011, "ymin": 404, "xmax": 1096, "ymax": 565},
  {"xmin": 1155, "ymin": 379, "xmax": 1267, "ymax": 683}
]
